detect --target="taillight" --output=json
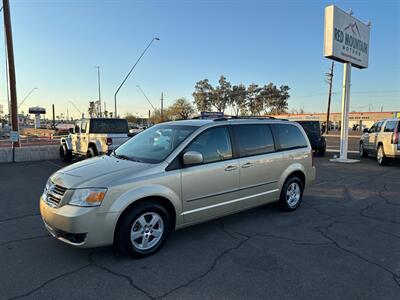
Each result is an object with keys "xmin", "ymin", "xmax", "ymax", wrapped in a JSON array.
[
  {"xmin": 392, "ymin": 123, "xmax": 399, "ymax": 144},
  {"xmin": 106, "ymin": 138, "xmax": 113, "ymax": 146}
]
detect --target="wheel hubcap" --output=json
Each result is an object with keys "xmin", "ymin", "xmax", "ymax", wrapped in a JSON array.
[
  {"xmin": 378, "ymin": 148, "xmax": 383, "ymax": 162},
  {"xmin": 286, "ymin": 182, "xmax": 301, "ymax": 207},
  {"xmin": 130, "ymin": 212, "xmax": 164, "ymax": 251}
]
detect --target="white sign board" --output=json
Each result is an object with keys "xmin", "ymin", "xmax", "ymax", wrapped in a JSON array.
[
  {"xmin": 324, "ymin": 5, "xmax": 370, "ymax": 69},
  {"xmin": 10, "ymin": 131, "xmax": 19, "ymax": 142}
]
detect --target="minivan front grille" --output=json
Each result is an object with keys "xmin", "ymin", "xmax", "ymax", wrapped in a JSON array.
[{"xmin": 44, "ymin": 183, "xmax": 67, "ymax": 208}]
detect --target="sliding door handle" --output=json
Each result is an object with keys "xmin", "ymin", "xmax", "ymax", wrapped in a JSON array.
[{"xmin": 224, "ymin": 165, "xmax": 237, "ymax": 171}]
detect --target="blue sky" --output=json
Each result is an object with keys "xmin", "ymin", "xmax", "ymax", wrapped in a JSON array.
[{"xmin": 1, "ymin": 0, "xmax": 399, "ymax": 119}]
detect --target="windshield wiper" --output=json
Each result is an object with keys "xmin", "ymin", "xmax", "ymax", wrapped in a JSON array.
[{"xmin": 113, "ymin": 153, "xmax": 144, "ymax": 163}]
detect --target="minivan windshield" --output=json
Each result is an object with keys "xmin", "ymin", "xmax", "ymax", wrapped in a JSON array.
[{"xmin": 113, "ymin": 124, "xmax": 197, "ymax": 163}]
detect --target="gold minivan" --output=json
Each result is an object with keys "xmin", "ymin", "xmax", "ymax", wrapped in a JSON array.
[
  {"xmin": 40, "ymin": 118, "xmax": 316, "ymax": 257},
  {"xmin": 360, "ymin": 118, "xmax": 400, "ymax": 165}
]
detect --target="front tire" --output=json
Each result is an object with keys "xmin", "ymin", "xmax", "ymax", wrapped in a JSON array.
[
  {"xmin": 279, "ymin": 177, "xmax": 304, "ymax": 211},
  {"xmin": 115, "ymin": 201, "xmax": 171, "ymax": 258},
  {"xmin": 317, "ymin": 147, "xmax": 326, "ymax": 157},
  {"xmin": 359, "ymin": 142, "xmax": 368, "ymax": 158},
  {"xmin": 377, "ymin": 145, "xmax": 387, "ymax": 166},
  {"xmin": 60, "ymin": 145, "xmax": 72, "ymax": 162}
]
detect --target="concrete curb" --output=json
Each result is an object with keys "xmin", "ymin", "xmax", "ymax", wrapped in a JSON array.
[{"xmin": 0, "ymin": 145, "xmax": 59, "ymax": 163}]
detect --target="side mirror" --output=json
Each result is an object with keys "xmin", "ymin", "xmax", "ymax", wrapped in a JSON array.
[
  {"xmin": 69, "ymin": 128, "xmax": 74, "ymax": 133},
  {"xmin": 363, "ymin": 128, "xmax": 369, "ymax": 133},
  {"xmin": 183, "ymin": 151, "xmax": 203, "ymax": 166}
]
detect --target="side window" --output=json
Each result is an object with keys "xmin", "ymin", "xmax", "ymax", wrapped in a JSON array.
[
  {"xmin": 272, "ymin": 124, "xmax": 308, "ymax": 151},
  {"xmin": 74, "ymin": 122, "xmax": 81, "ymax": 134},
  {"xmin": 384, "ymin": 121, "xmax": 396, "ymax": 133},
  {"xmin": 376, "ymin": 121, "xmax": 383, "ymax": 132},
  {"xmin": 81, "ymin": 121, "xmax": 87, "ymax": 133},
  {"xmin": 186, "ymin": 126, "xmax": 232, "ymax": 164},
  {"xmin": 232, "ymin": 124, "xmax": 275, "ymax": 157}
]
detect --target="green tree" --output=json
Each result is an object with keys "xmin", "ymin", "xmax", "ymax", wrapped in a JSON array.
[
  {"xmin": 262, "ymin": 84, "xmax": 290, "ymax": 114},
  {"xmin": 211, "ymin": 75, "xmax": 231, "ymax": 113},
  {"xmin": 193, "ymin": 79, "xmax": 213, "ymax": 112},
  {"xmin": 88, "ymin": 101, "xmax": 96, "ymax": 118},
  {"xmin": 125, "ymin": 113, "xmax": 139, "ymax": 123},
  {"xmin": 230, "ymin": 84, "xmax": 247, "ymax": 116},
  {"xmin": 169, "ymin": 98, "xmax": 195, "ymax": 120},
  {"xmin": 246, "ymin": 84, "xmax": 263, "ymax": 115}
]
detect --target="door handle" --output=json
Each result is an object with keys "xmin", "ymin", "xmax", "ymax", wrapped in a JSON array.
[
  {"xmin": 241, "ymin": 162, "xmax": 253, "ymax": 168},
  {"xmin": 224, "ymin": 165, "xmax": 237, "ymax": 171}
]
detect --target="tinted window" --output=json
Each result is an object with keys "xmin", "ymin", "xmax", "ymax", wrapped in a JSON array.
[
  {"xmin": 74, "ymin": 121, "xmax": 81, "ymax": 133},
  {"xmin": 232, "ymin": 125, "xmax": 275, "ymax": 157},
  {"xmin": 81, "ymin": 121, "xmax": 87, "ymax": 133},
  {"xmin": 297, "ymin": 121, "xmax": 321, "ymax": 135},
  {"xmin": 384, "ymin": 121, "xmax": 397, "ymax": 133},
  {"xmin": 90, "ymin": 119, "xmax": 128, "ymax": 134},
  {"xmin": 186, "ymin": 126, "xmax": 232, "ymax": 163},
  {"xmin": 115, "ymin": 125, "xmax": 197, "ymax": 163},
  {"xmin": 376, "ymin": 121, "xmax": 384, "ymax": 132},
  {"xmin": 272, "ymin": 124, "xmax": 308, "ymax": 150}
]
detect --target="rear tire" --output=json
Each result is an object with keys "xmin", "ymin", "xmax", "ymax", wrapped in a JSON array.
[
  {"xmin": 377, "ymin": 145, "xmax": 387, "ymax": 166},
  {"xmin": 279, "ymin": 176, "xmax": 304, "ymax": 211},
  {"xmin": 86, "ymin": 146, "xmax": 97, "ymax": 159},
  {"xmin": 359, "ymin": 142, "xmax": 368, "ymax": 158},
  {"xmin": 115, "ymin": 201, "xmax": 171, "ymax": 258}
]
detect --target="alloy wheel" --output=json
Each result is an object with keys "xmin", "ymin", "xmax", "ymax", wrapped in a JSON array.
[
  {"xmin": 286, "ymin": 182, "xmax": 301, "ymax": 207},
  {"xmin": 130, "ymin": 212, "xmax": 164, "ymax": 251}
]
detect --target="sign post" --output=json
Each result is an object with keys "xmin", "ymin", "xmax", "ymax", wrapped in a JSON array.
[
  {"xmin": 324, "ymin": 5, "xmax": 370, "ymax": 162},
  {"xmin": 339, "ymin": 63, "xmax": 351, "ymax": 160}
]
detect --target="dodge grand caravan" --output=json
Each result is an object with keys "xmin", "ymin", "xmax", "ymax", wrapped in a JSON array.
[{"xmin": 40, "ymin": 118, "xmax": 316, "ymax": 257}]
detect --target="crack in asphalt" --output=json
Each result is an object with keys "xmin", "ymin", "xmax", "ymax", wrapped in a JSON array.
[
  {"xmin": 0, "ymin": 213, "xmax": 40, "ymax": 223},
  {"xmin": 8, "ymin": 264, "xmax": 92, "ymax": 300},
  {"xmin": 315, "ymin": 221, "xmax": 400, "ymax": 289},
  {"xmin": 359, "ymin": 202, "xmax": 400, "ymax": 225},
  {"xmin": 156, "ymin": 232, "xmax": 251, "ymax": 299},
  {"xmin": 87, "ymin": 251, "xmax": 154, "ymax": 300}
]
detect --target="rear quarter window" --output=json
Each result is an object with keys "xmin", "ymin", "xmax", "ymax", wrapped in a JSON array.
[
  {"xmin": 232, "ymin": 124, "xmax": 275, "ymax": 157},
  {"xmin": 272, "ymin": 124, "xmax": 308, "ymax": 151},
  {"xmin": 89, "ymin": 119, "xmax": 128, "ymax": 134},
  {"xmin": 384, "ymin": 121, "xmax": 397, "ymax": 133}
]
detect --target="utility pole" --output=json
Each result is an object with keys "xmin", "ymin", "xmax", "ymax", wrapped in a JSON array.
[
  {"xmin": 3, "ymin": 0, "xmax": 19, "ymax": 147},
  {"xmin": 325, "ymin": 61, "xmax": 334, "ymax": 134},
  {"xmin": 160, "ymin": 92, "xmax": 164, "ymax": 122},
  {"xmin": 96, "ymin": 66, "xmax": 102, "ymax": 117},
  {"xmin": 52, "ymin": 104, "xmax": 55, "ymax": 129}
]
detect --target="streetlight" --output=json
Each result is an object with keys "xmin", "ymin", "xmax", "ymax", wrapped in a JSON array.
[
  {"xmin": 136, "ymin": 85, "xmax": 156, "ymax": 110},
  {"xmin": 18, "ymin": 87, "xmax": 38, "ymax": 109},
  {"xmin": 114, "ymin": 37, "xmax": 159, "ymax": 117}
]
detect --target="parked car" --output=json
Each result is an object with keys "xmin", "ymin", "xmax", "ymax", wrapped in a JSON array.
[
  {"xmin": 296, "ymin": 121, "xmax": 326, "ymax": 157},
  {"xmin": 60, "ymin": 118, "xmax": 129, "ymax": 162},
  {"xmin": 41, "ymin": 118, "xmax": 316, "ymax": 257},
  {"xmin": 359, "ymin": 118, "xmax": 399, "ymax": 165}
]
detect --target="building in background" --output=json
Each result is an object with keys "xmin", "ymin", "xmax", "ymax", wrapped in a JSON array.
[{"xmin": 273, "ymin": 111, "xmax": 398, "ymax": 131}]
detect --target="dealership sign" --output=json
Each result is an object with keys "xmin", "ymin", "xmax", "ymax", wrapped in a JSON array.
[{"xmin": 324, "ymin": 5, "xmax": 370, "ymax": 69}]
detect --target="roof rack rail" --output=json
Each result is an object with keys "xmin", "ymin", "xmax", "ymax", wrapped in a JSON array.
[{"xmin": 213, "ymin": 116, "xmax": 289, "ymax": 121}]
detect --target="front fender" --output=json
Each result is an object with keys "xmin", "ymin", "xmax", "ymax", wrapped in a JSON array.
[{"xmin": 106, "ymin": 184, "xmax": 182, "ymax": 226}]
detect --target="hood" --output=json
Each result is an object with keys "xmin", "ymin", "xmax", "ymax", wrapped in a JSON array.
[{"xmin": 51, "ymin": 155, "xmax": 152, "ymax": 188}]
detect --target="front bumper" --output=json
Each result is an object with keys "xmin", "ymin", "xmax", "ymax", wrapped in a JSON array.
[{"xmin": 40, "ymin": 196, "xmax": 118, "ymax": 248}]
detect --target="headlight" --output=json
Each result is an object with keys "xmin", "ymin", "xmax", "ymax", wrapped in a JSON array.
[{"xmin": 69, "ymin": 188, "xmax": 107, "ymax": 207}]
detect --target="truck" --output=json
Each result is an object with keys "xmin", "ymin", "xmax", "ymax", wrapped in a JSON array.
[{"xmin": 60, "ymin": 118, "xmax": 129, "ymax": 162}]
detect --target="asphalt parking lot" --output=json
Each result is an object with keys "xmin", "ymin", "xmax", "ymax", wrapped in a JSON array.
[{"xmin": 1, "ymin": 155, "xmax": 399, "ymax": 299}]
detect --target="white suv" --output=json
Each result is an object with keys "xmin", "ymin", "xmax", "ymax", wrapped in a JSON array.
[{"xmin": 60, "ymin": 118, "xmax": 129, "ymax": 162}]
